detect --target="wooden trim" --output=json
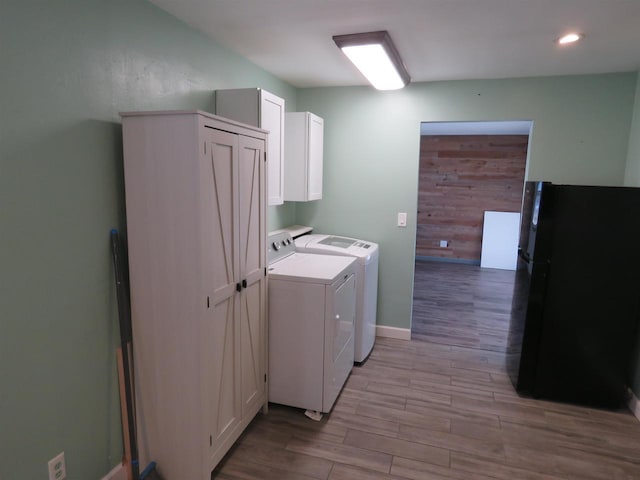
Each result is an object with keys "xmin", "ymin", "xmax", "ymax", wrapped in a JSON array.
[
  {"xmin": 415, "ymin": 255, "xmax": 480, "ymax": 265},
  {"xmin": 375, "ymin": 325, "xmax": 411, "ymax": 340}
]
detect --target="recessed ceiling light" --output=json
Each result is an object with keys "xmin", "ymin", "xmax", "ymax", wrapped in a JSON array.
[{"xmin": 557, "ymin": 33, "xmax": 584, "ymax": 45}]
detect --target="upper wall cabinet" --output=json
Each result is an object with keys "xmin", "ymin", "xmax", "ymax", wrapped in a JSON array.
[
  {"xmin": 216, "ymin": 88, "xmax": 285, "ymax": 205},
  {"xmin": 284, "ymin": 112, "xmax": 324, "ymax": 202}
]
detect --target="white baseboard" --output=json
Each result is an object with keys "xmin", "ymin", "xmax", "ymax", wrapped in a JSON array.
[
  {"xmin": 102, "ymin": 463, "xmax": 127, "ymax": 480},
  {"xmin": 629, "ymin": 388, "xmax": 640, "ymax": 423},
  {"xmin": 376, "ymin": 325, "xmax": 411, "ymax": 340}
]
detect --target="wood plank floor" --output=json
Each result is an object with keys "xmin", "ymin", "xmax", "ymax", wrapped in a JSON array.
[
  {"xmin": 411, "ymin": 261, "xmax": 516, "ymax": 353},
  {"xmin": 213, "ymin": 261, "xmax": 640, "ymax": 479}
]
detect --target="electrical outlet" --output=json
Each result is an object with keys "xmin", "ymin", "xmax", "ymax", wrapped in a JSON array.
[{"xmin": 48, "ymin": 452, "xmax": 66, "ymax": 480}]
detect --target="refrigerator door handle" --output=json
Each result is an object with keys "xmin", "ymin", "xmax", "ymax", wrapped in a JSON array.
[{"xmin": 518, "ymin": 247, "xmax": 531, "ymax": 264}]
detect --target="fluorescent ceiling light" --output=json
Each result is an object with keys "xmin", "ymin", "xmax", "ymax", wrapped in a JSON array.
[
  {"xmin": 333, "ymin": 31, "xmax": 410, "ymax": 90},
  {"xmin": 558, "ymin": 33, "xmax": 584, "ymax": 45}
]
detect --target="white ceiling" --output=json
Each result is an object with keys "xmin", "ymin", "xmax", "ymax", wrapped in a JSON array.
[{"xmin": 149, "ymin": 0, "xmax": 640, "ymax": 88}]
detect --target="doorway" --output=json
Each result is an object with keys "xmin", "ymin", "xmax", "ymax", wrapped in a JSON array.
[{"xmin": 411, "ymin": 120, "xmax": 532, "ymax": 348}]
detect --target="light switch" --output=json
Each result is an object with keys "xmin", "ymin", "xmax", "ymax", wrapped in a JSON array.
[{"xmin": 397, "ymin": 212, "xmax": 407, "ymax": 227}]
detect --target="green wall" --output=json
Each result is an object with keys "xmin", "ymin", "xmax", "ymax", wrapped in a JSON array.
[
  {"xmin": 0, "ymin": 1, "xmax": 295, "ymax": 478},
  {"xmin": 295, "ymin": 73, "xmax": 637, "ymax": 332},
  {"xmin": 624, "ymin": 72, "xmax": 640, "ymax": 396},
  {"xmin": 625, "ymin": 71, "xmax": 640, "ymax": 186}
]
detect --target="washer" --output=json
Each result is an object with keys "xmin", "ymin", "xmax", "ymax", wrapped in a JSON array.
[
  {"xmin": 295, "ymin": 234, "xmax": 379, "ymax": 363},
  {"xmin": 267, "ymin": 231, "xmax": 357, "ymax": 418}
]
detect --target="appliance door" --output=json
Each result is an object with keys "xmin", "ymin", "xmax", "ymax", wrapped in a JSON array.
[
  {"xmin": 506, "ymin": 253, "xmax": 550, "ymax": 394},
  {"xmin": 506, "ymin": 181, "xmax": 551, "ymax": 394},
  {"xmin": 506, "ymin": 251, "xmax": 531, "ymax": 387},
  {"xmin": 530, "ymin": 185, "xmax": 640, "ymax": 407},
  {"xmin": 323, "ymin": 272, "xmax": 355, "ymax": 411}
]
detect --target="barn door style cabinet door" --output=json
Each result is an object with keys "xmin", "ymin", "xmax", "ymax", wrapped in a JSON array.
[{"xmin": 121, "ymin": 110, "xmax": 267, "ymax": 480}]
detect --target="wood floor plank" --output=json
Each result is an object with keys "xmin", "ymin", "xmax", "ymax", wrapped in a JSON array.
[
  {"xmin": 343, "ymin": 429, "xmax": 450, "ymax": 466},
  {"xmin": 215, "ymin": 457, "xmax": 323, "ymax": 480},
  {"xmin": 337, "ymin": 385, "xmax": 407, "ymax": 410},
  {"xmin": 366, "ymin": 381, "xmax": 452, "ymax": 405},
  {"xmin": 328, "ymin": 463, "xmax": 405, "ymax": 480},
  {"xmin": 390, "ymin": 456, "xmax": 497, "ymax": 480},
  {"xmin": 355, "ymin": 402, "xmax": 451, "ymax": 433},
  {"xmin": 325, "ymin": 408, "xmax": 400, "ymax": 438},
  {"xmin": 397, "ymin": 423, "xmax": 506, "ymax": 461},
  {"xmin": 404, "ymin": 398, "xmax": 502, "ymax": 428},
  {"xmin": 409, "ymin": 377, "xmax": 495, "ymax": 402},
  {"xmin": 285, "ymin": 437, "xmax": 393, "ymax": 474},
  {"xmin": 216, "ymin": 442, "xmax": 333, "ymax": 479},
  {"xmin": 450, "ymin": 452, "xmax": 568, "ymax": 480}
]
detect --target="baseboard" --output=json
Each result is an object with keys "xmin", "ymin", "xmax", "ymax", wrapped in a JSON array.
[
  {"xmin": 376, "ymin": 325, "xmax": 411, "ymax": 340},
  {"xmin": 415, "ymin": 255, "xmax": 480, "ymax": 266},
  {"xmin": 102, "ymin": 463, "xmax": 127, "ymax": 480},
  {"xmin": 628, "ymin": 388, "xmax": 640, "ymax": 423}
]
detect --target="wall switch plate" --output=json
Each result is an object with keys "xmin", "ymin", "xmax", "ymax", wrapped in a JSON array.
[
  {"xmin": 439, "ymin": 240, "xmax": 448, "ymax": 248},
  {"xmin": 48, "ymin": 452, "xmax": 66, "ymax": 480},
  {"xmin": 397, "ymin": 212, "xmax": 407, "ymax": 227}
]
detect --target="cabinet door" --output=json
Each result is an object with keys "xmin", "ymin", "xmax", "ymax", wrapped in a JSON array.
[
  {"xmin": 238, "ymin": 135, "xmax": 267, "ymax": 416},
  {"xmin": 307, "ymin": 113, "xmax": 324, "ymax": 201},
  {"xmin": 260, "ymin": 91, "xmax": 285, "ymax": 206},
  {"xmin": 216, "ymin": 88, "xmax": 285, "ymax": 206},
  {"xmin": 201, "ymin": 128, "xmax": 242, "ymax": 461}
]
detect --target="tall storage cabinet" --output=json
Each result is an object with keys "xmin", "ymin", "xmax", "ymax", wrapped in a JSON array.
[
  {"xmin": 284, "ymin": 112, "xmax": 324, "ymax": 201},
  {"xmin": 121, "ymin": 110, "xmax": 268, "ymax": 480},
  {"xmin": 216, "ymin": 88, "xmax": 285, "ymax": 205}
]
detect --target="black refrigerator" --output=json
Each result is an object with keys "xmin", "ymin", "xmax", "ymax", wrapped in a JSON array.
[{"xmin": 507, "ymin": 181, "xmax": 640, "ymax": 408}]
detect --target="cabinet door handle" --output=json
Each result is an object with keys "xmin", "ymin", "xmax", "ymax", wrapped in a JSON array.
[
  {"xmin": 236, "ymin": 283, "xmax": 242, "ymax": 292},
  {"xmin": 242, "ymin": 279, "xmax": 247, "ymax": 289}
]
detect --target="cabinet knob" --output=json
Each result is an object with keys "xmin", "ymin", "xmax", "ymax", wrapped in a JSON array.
[
  {"xmin": 335, "ymin": 314, "xmax": 340, "ymax": 320},
  {"xmin": 236, "ymin": 283, "xmax": 242, "ymax": 292},
  {"xmin": 242, "ymin": 279, "xmax": 247, "ymax": 289}
]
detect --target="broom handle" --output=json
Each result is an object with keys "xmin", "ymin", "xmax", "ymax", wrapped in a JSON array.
[{"xmin": 111, "ymin": 229, "xmax": 140, "ymax": 480}]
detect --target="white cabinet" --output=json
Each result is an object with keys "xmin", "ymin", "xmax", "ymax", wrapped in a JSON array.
[
  {"xmin": 284, "ymin": 112, "xmax": 324, "ymax": 201},
  {"xmin": 121, "ymin": 110, "xmax": 267, "ymax": 480},
  {"xmin": 216, "ymin": 88, "xmax": 285, "ymax": 205}
]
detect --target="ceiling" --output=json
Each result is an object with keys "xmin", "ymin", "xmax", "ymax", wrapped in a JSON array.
[{"xmin": 149, "ymin": 0, "xmax": 640, "ymax": 88}]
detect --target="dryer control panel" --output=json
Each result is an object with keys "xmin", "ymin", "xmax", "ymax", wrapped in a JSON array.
[{"xmin": 268, "ymin": 232, "xmax": 295, "ymax": 265}]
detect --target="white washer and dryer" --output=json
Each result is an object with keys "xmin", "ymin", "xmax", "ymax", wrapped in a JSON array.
[
  {"xmin": 295, "ymin": 233, "xmax": 379, "ymax": 363},
  {"xmin": 267, "ymin": 231, "xmax": 356, "ymax": 419}
]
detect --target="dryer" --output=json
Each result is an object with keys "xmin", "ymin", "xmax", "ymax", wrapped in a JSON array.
[
  {"xmin": 267, "ymin": 231, "xmax": 356, "ymax": 419},
  {"xmin": 295, "ymin": 234, "xmax": 379, "ymax": 363}
]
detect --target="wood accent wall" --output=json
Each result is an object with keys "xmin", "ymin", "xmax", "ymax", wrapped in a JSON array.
[{"xmin": 417, "ymin": 134, "xmax": 528, "ymax": 261}]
